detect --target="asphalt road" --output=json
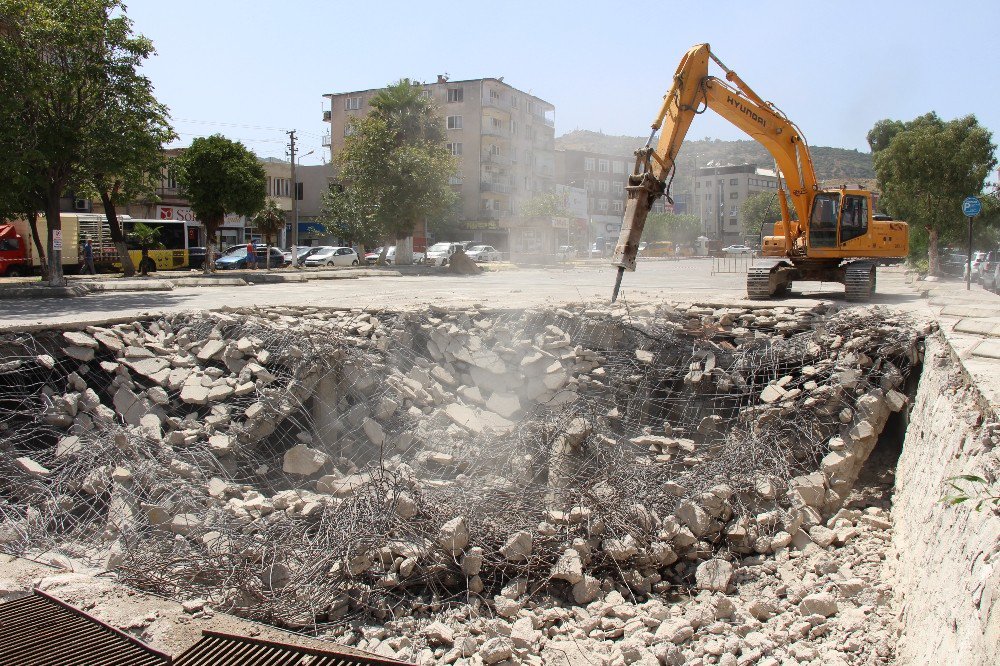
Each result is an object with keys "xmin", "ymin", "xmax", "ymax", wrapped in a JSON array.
[{"xmin": 0, "ymin": 259, "xmax": 930, "ymax": 329}]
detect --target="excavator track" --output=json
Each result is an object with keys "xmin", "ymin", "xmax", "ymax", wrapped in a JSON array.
[
  {"xmin": 747, "ymin": 264, "xmax": 778, "ymax": 299},
  {"xmin": 844, "ymin": 261, "xmax": 876, "ymax": 302}
]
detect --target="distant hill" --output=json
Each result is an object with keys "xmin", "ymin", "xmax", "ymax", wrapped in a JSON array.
[{"xmin": 555, "ymin": 130, "xmax": 875, "ymax": 197}]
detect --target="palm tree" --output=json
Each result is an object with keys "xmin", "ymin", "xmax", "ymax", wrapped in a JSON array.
[
  {"xmin": 128, "ymin": 222, "xmax": 162, "ymax": 276},
  {"xmin": 251, "ymin": 198, "xmax": 286, "ymax": 269}
]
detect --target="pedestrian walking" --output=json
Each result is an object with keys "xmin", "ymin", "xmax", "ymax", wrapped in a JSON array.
[
  {"xmin": 246, "ymin": 241, "xmax": 257, "ymax": 269},
  {"xmin": 82, "ymin": 238, "xmax": 96, "ymax": 275}
]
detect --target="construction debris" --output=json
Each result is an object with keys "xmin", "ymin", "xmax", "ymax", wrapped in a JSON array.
[{"xmin": 0, "ymin": 302, "xmax": 923, "ymax": 649}]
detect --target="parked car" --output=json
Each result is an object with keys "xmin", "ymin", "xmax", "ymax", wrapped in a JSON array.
[
  {"xmin": 466, "ymin": 245, "xmax": 502, "ymax": 262},
  {"xmin": 941, "ymin": 252, "xmax": 970, "ymax": 277},
  {"xmin": 722, "ymin": 244, "xmax": 753, "ymax": 255},
  {"xmin": 989, "ymin": 262, "xmax": 1000, "ymax": 293},
  {"xmin": 975, "ymin": 250, "xmax": 998, "ymax": 284},
  {"xmin": 304, "ymin": 246, "xmax": 360, "ymax": 267},
  {"xmin": 214, "ymin": 245, "xmax": 286, "ymax": 270},
  {"xmin": 364, "ymin": 246, "xmax": 426, "ymax": 265},
  {"xmin": 425, "ymin": 242, "xmax": 463, "ymax": 266},
  {"xmin": 557, "ymin": 245, "xmax": 577, "ymax": 260}
]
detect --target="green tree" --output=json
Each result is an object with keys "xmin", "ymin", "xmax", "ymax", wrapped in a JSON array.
[
  {"xmin": 78, "ymin": 11, "xmax": 175, "ymax": 278},
  {"xmin": 521, "ymin": 192, "xmax": 569, "ymax": 219},
  {"xmin": 320, "ymin": 186, "xmax": 382, "ymax": 250},
  {"xmin": 868, "ymin": 113, "xmax": 996, "ymax": 275},
  {"xmin": 326, "ymin": 79, "xmax": 457, "ymax": 265},
  {"xmin": 174, "ymin": 135, "xmax": 266, "ymax": 273},
  {"xmin": 128, "ymin": 221, "xmax": 161, "ymax": 276},
  {"xmin": 250, "ymin": 198, "xmax": 286, "ymax": 269},
  {"xmin": 740, "ymin": 191, "xmax": 783, "ymax": 238},
  {"xmin": 645, "ymin": 212, "xmax": 701, "ymax": 246},
  {"xmin": 0, "ymin": 0, "xmax": 168, "ymax": 285}
]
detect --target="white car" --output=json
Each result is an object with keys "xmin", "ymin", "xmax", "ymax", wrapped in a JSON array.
[
  {"xmin": 425, "ymin": 242, "xmax": 463, "ymax": 266},
  {"xmin": 303, "ymin": 246, "xmax": 359, "ymax": 267},
  {"xmin": 366, "ymin": 246, "xmax": 426, "ymax": 265},
  {"xmin": 466, "ymin": 245, "xmax": 502, "ymax": 262},
  {"xmin": 722, "ymin": 244, "xmax": 753, "ymax": 255}
]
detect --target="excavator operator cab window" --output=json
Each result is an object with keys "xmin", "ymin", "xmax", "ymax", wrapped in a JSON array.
[
  {"xmin": 809, "ymin": 193, "xmax": 840, "ymax": 248},
  {"xmin": 840, "ymin": 195, "xmax": 868, "ymax": 243}
]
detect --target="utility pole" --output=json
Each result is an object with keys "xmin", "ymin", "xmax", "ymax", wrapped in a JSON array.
[{"xmin": 287, "ymin": 129, "xmax": 298, "ymax": 266}]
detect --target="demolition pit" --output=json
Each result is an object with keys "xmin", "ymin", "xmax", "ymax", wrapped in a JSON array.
[{"xmin": 0, "ymin": 303, "xmax": 928, "ymax": 665}]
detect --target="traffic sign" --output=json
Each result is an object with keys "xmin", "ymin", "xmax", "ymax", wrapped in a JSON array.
[{"xmin": 963, "ymin": 196, "xmax": 982, "ymax": 217}]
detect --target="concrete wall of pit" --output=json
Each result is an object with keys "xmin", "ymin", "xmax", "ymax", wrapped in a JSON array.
[{"xmin": 893, "ymin": 333, "xmax": 1000, "ymax": 665}]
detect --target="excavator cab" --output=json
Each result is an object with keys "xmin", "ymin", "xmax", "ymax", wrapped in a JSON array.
[{"xmin": 809, "ymin": 193, "xmax": 840, "ymax": 249}]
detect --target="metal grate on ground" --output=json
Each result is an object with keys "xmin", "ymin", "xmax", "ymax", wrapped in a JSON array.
[
  {"xmin": 0, "ymin": 589, "xmax": 170, "ymax": 666},
  {"xmin": 174, "ymin": 630, "xmax": 414, "ymax": 666}
]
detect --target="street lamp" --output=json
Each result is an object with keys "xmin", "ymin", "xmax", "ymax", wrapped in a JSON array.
[{"xmin": 290, "ymin": 149, "xmax": 315, "ymax": 265}]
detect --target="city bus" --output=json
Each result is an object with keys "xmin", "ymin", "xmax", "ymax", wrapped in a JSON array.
[{"xmin": 77, "ymin": 214, "xmax": 190, "ymax": 271}]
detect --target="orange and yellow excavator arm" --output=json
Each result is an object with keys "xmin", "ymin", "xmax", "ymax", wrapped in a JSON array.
[{"xmin": 610, "ymin": 43, "xmax": 820, "ymax": 300}]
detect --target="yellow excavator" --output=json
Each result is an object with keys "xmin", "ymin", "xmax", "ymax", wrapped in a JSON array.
[{"xmin": 610, "ymin": 44, "xmax": 908, "ymax": 302}]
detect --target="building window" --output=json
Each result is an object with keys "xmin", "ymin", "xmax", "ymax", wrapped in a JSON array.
[
  {"xmin": 447, "ymin": 142, "xmax": 462, "ymax": 156},
  {"xmin": 612, "ymin": 200, "xmax": 624, "ymax": 213},
  {"xmin": 598, "ymin": 159, "xmax": 609, "ymax": 173},
  {"xmin": 166, "ymin": 168, "xmax": 178, "ymax": 189},
  {"xmin": 490, "ymin": 89, "xmax": 501, "ymax": 103},
  {"xmin": 584, "ymin": 157, "xmax": 596, "ymax": 171},
  {"xmin": 511, "ymin": 147, "xmax": 517, "ymax": 162},
  {"xmin": 695, "ymin": 181, "xmax": 701, "ymax": 189},
  {"xmin": 589, "ymin": 197, "xmax": 596, "ymax": 210},
  {"xmin": 613, "ymin": 181, "xmax": 623, "ymax": 194},
  {"xmin": 612, "ymin": 161, "xmax": 625, "ymax": 174},
  {"xmin": 447, "ymin": 115, "xmax": 463, "ymax": 130},
  {"xmin": 510, "ymin": 120, "xmax": 517, "ymax": 136},
  {"xmin": 584, "ymin": 179, "xmax": 595, "ymax": 192},
  {"xmin": 730, "ymin": 191, "xmax": 739, "ymax": 199},
  {"xmin": 730, "ymin": 178, "xmax": 738, "ymax": 186},
  {"xmin": 598, "ymin": 180, "xmax": 609, "ymax": 193},
  {"xmin": 599, "ymin": 199, "xmax": 609, "ymax": 212},
  {"xmin": 345, "ymin": 96, "xmax": 361, "ymax": 110},
  {"xmin": 420, "ymin": 90, "xmax": 432, "ymax": 99},
  {"xmin": 511, "ymin": 95, "xmax": 518, "ymax": 108},
  {"xmin": 491, "ymin": 117, "xmax": 503, "ymax": 130},
  {"xmin": 706, "ymin": 193, "xmax": 711, "ymax": 200},
  {"xmin": 447, "ymin": 88, "xmax": 463, "ymax": 103}
]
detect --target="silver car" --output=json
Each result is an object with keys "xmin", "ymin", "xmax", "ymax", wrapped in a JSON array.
[
  {"xmin": 466, "ymin": 245, "xmax": 502, "ymax": 262},
  {"xmin": 303, "ymin": 246, "xmax": 359, "ymax": 267}
]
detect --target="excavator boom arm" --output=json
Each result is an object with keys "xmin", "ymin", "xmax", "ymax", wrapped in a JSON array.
[{"xmin": 611, "ymin": 44, "xmax": 820, "ymax": 301}]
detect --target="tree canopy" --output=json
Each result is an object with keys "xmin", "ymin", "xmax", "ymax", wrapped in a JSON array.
[
  {"xmin": 644, "ymin": 212, "xmax": 701, "ymax": 246},
  {"xmin": 174, "ymin": 134, "xmax": 266, "ymax": 271},
  {"xmin": 868, "ymin": 112, "xmax": 996, "ymax": 274},
  {"xmin": 740, "ymin": 191, "xmax": 784, "ymax": 238},
  {"xmin": 521, "ymin": 193, "xmax": 569, "ymax": 219},
  {"xmin": 322, "ymin": 79, "xmax": 456, "ymax": 262},
  {"xmin": 0, "ymin": 0, "xmax": 171, "ymax": 284}
]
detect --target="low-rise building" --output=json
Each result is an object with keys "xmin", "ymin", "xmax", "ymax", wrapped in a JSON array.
[
  {"xmin": 324, "ymin": 76, "xmax": 556, "ymax": 251},
  {"xmin": 693, "ymin": 163, "xmax": 779, "ymax": 245}
]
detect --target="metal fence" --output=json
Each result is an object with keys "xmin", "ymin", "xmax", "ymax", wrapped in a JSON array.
[{"xmin": 711, "ymin": 252, "xmax": 756, "ymax": 274}]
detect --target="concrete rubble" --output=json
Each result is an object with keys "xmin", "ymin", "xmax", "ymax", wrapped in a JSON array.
[{"xmin": 0, "ymin": 302, "xmax": 925, "ymax": 664}]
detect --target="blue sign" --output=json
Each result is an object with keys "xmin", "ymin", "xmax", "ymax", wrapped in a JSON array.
[{"xmin": 963, "ymin": 196, "xmax": 982, "ymax": 217}]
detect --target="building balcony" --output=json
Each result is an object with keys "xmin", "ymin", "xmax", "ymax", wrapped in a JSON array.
[
  {"xmin": 481, "ymin": 152, "xmax": 511, "ymax": 166},
  {"xmin": 481, "ymin": 181, "xmax": 512, "ymax": 194},
  {"xmin": 481, "ymin": 209, "xmax": 503, "ymax": 221},
  {"xmin": 323, "ymin": 110, "xmax": 331, "ymax": 122},
  {"xmin": 321, "ymin": 133, "xmax": 331, "ymax": 147},
  {"xmin": 482, "ymin": 96, "xmax": 509, "ymax": 111},
  {"xmin": 482, "ymin": 126, "xmax": 510, "ymax": 139}
]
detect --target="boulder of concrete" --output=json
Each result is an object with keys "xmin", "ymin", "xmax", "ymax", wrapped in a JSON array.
[
  {"xmin": 438, "ymin": 516, "xmax": 469, "ymax": 555},
  {"xmin": 282, "ymin": 444, "xmax": 329, "ymax": 476},
  {"xmin": 695, "ymin": 559, "xmax": 734, "ymax": 592},
  {"xmin": 499, "ymin": 530, "xmax": 532, "ymax": 562}
]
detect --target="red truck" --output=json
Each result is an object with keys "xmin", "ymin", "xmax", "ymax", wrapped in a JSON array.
[{"xmin": 0, "ymin": 216, "xmax": 80, "ymax": 277}]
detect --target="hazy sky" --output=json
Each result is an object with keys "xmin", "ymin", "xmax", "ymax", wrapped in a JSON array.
[{"xmin": 126, "ymin": 0, "xmax": 1000, "ymax": 166}]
